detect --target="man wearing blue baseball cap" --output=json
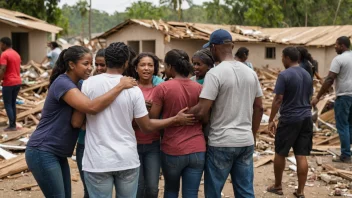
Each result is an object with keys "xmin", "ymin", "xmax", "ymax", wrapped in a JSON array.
[{"xmin": 188, "ymin": 29, "xmax": 264, "ymax": 198}]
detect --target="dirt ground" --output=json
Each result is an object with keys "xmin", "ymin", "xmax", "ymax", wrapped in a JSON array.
[{"xmin": 0, "ymin": 155, "xmax": 347, "ymax": 198}]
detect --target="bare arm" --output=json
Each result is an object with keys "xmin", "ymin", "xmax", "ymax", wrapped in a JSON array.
[
  {"xmin": 268, "ymin": 94, "xmax": 283, "ymax": 134},
  {"xmin": 149, "ymin": 103, "xmax": 162, "ymax": 119},
  {"xmin": 63, "ymin": 77, "xmax": 136, "ymax": 115},
  {"xmin": 187, "ymin": 98, "xmax": 213, "ymax": 124},
  {"xmin": 135, "ymin": 108, "xmax": 194, "ymax": 133},
  {"xmin": 71, "ymin": 111, "xmax": 85, "ymax": 128},
  {"xmin": 252, "ymin": 97, "xmax": 264, "ymax": 144},
  {"xmin": 0, "ymin": 65, "xmax": 6, "ymax": 81},
  {"xmin": 313, "ymin": 71, "xmax": 337, "ymax": 102}
]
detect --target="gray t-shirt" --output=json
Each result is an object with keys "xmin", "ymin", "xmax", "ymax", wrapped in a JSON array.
[
  {"xmin": 200, "ymin": 61, "xmax": 263, "ymax": 147},
  {"xmin": 330, "ymin": 51, "xmax": 352, "ymax": 96},
  {"xmin": 47, "ymin": 47, "xmax": 62, "ymax": 68}
]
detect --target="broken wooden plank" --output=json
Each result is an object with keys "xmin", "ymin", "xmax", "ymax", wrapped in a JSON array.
[
  {"xmin": 254, "ymin": 155, "xmax": 274, "ymax": 168},
  {"xmin": 19, "ymin": 81, "xmax": 49, "ymax": 93},
  {"xmin": 323, "ymin": 164, "xmax": 352, "ymax": 181},
  {"xmin": 0, "ymin": 148, "xmax": 16, "ymax": 160},
  {"xmin": 0, "ymin": 128, "xmax": 33, "ymax": 143},
  {"xmin": 315, "ymin": 134, "xmax": 339, "ymax": 145},
  {"xmin": 0, "ymin": 154, "xmax": 28, "ymax": 179},
  {"xmin": 28, "ymin": 114, "xmax": 39, "ymax": 125},
  {"xmin": 0, "ymin": 103, "xmax": 44, "ymax": 125},
  {"xmin": 12, "ymin": 183, "xmax": 38, "ymax": 191},
  {"xmin": 258, "ymin": 135, "xmax": 275, "ymax": 143},
  {"xmin": 320, "ymin": 109, "xmax": 335, "ymax": 122},
  {"xmin": 316, "ymin": 157, "xmax": 322, "ymax": 166},
  {"xmin": 0, "ymin": 144, "xmax": 25, "ymax": 151},
  {"xmin": 313, "ymin": 145, "xmax": 341, "ymax": 151}
]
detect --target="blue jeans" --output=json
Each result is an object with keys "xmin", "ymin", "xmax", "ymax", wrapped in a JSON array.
[
  {"xmin": 2, "ymin": 85, "xmax": 20, "ymax": 128},
  {"xmin": 76, "ymin": 143, "xmax": 89, "ymax": 198},
  {"xmin": 137, "ymin": 141, "xmax": 160, "ymax": 198},
  {"xmin": 335, "ymin": 96, "xmax": 352, "ymax": 158},
  {"xmin": 161, "ymin": 151, "xmax": 205, "ymax": 198},
  {"xmin": 25, "ymin": 147, "xmax": 71, "ymax": 198},
  {"xmin": 204, "ymin": 145, "xmax": 254, "ymax": 198},
  {"xmin": 84, "ymin": 167, "xmax": 140, "ymax": 198}
]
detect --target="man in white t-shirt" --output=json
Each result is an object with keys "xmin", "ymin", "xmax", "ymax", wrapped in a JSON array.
[
  {"xmin": 189, "ymin": 29, "xmax": 264, "ymax": 198},
  {"xmin": 78, "ymin": 42, "xmax": 193, "ymax": 198}
]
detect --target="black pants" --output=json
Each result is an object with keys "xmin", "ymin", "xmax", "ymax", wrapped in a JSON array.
[{"xmin": 2, "ymin": 85, "xmax": 20, "ymax": 128}]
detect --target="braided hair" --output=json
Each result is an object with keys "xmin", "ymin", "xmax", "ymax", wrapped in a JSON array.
[
  {"xmin": 165, "ymin": 49, "xmax": 193, "ymax": 77},
  {"xmin": 49, "ymin": 45, "xmax": 90, "ymax": 86},
  {"xmin": 123, "ymin": 46, "xmax": 138, "ymax": 78},
  {"xmin": 105, "ymin": 42, "xmax": 129, "ymax": 68},
  {"xmin": 192, "ymin": 48, "xmax": 214, "ymax": 68}
]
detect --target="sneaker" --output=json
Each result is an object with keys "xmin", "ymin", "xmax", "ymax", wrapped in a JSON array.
[
  {"xmin": 3, "ymin": 127, "xmax": 17, "ymax": 132},
  {"xmin": 332, "ymin": 156, "xmax": 352, "ymax": 163}
]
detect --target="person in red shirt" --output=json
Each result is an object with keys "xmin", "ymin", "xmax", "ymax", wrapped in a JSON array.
[
  {"xmin": 0, "ymin": 37, "xmax": 22, "ymax": 131},
  {"xmin": 131, "ymin": 52, "xmax": 164, "ymax": 198},
  {"xmin": 150, "ymin": 49, "xmax": 206, "ymax": 198}
]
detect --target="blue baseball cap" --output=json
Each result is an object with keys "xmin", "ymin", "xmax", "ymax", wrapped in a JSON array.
[{"xmin": 203, "ymin": 29, "xmax": 233, "ymax": 49}]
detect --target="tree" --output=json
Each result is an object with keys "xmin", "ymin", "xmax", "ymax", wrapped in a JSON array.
[
  {"xmin": 203, "ymin": 0, "xmax": 232, "ymax": 24},
  {"xmin": 160, "ymin": 0, "xmax": 193, "ymax": 21},
  {"xmin": 75, "ymin": 0, "xmax": 89, "ymax": 38},
  {"xmin": 126, "ymin": 1, "xmax": 165, "ymax": 20},
  {"xmin": 244, "ymin": 0, "xmax": 284, "ymax": 27}
]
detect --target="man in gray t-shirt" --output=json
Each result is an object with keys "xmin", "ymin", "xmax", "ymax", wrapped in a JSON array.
[
  {"xmin": 312, "ymin": 36, "xmax": 352, "ymax": 163},
  {"xmin": 189, "ymin": 29, "xmax": 263, "ymax": 198}
]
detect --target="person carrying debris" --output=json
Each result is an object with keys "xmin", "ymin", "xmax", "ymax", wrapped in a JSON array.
[
  {"xmin": 72, "ymin": 42, "xmax": 194, "ymax": 198},
  {"xmin": 25, "ymin": 45, "xmax": 137, "ymax": 198},
  {"xmin": 41, "ymin": 41, "xmax": 62, "ymax": 69},
  {"xmin": 267, "ymin": 47, "xmax": 313, "ymax": 198},
  {"xmin": 188, "ymin": 29, "xmax": 264, "ymax": 198},
  {"xmin": 0, "ymin": 37, "xmax": 22, "ymax": 131},
  {"xmin": 312, "ymin": 36, "xmax": 352, "ymax": 163},
  {"xmin": 234, "ymin": 47, "xmax": 254, "ymax": 70}
]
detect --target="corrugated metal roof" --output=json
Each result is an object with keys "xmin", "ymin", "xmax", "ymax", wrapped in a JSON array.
[
  {"xmin": 97, "ymin": 19, "xmax": 352, "ymax": 47},
  {"xmin": 0, "ymin": 8, "xmax": 62, "ymax": 34}
]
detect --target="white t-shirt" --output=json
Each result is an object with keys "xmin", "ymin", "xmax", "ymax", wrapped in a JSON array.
[{"xmin": 82, "ymin": 73, "xmax": 148, "ymax": 172}]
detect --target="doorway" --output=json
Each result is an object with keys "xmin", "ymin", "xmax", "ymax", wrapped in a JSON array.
[{"xmin": 11, "ymin": 32, "xmax": 29, "ymax": 64}]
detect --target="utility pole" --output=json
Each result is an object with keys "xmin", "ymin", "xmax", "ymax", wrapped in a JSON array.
[
  {"xmin": 333, "ymin": 0, "xmax": 342, "ymax": 25},
  {"xmin": 89, "ymin": 0, "xmax": 92, "ymax": 40}
]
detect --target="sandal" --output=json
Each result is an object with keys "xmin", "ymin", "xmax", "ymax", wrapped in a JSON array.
[
  {"xmin": 293, "ymin": 191, "xmax": 305, "ymax": 198},
  {"xmin": 266, "ymin": 185, "xmax": 283, "ymax": 195}
]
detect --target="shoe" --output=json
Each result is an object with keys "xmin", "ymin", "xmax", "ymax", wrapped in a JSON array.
[
  {"xmin": 3, "ymin": 127, "xmax": 17, "ymax": 132},
  {"xmin": 332, "ymin": 156, "xmax": 352, "ymax": 163}
]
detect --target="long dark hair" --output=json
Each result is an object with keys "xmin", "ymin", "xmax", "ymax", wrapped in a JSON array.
[
  {"xmin": 165, "ymin": 49, "xmax": 193, "ymax": 77},
  {"xmin": 132, "ymin": 52, "xmax": 160, "ymax": 80},
  {"xmin": 49, "ymin": 46, "xmax": 90, "ymax": 86},
  {"xmin": 296, "ymin": 46, "xmax": 318, "ymax": 73}
]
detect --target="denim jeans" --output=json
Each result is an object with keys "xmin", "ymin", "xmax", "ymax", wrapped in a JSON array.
[
  {"xmin": 335, "ymin": 96, "xmax": 352, "ymax": 158},
  {"xmin": 137, "ymin": 141, "xmax": 160, "ymax": 198},
  {"xmin": 161, "ymin": 151, "xmax": 205, "ymax": 198},
  {"xmin": 2, "ymin": 85, "xmax": 20, "ymax": 128},
  {"xmin": 84, "ymin": 167, "xmax": 140, "ymax": 198},
  {"xmin": 25, "ymin": 147, "xmax": 71, "ymax": 198},
  {"xmin": 204, "ymin": 145, "xmax": 254, "ymax": 198},
  {"xmin": 76, "ymin": 143, "xmax": 89, "ymax": 198}
]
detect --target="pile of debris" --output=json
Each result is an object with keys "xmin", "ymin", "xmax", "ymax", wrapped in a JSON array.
[{"xmin": 0, "ymin": 60, "xmax": 50, "ymax": 180}]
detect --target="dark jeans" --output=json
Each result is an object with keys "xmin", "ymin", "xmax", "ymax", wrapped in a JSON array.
[
  {"xmin": 76, "ymin": 143, "xmax": 89, "ymax": 198},
  {"xmin": 204, "ymin": 145, "xmax": 255, "ymax": 198},
  {"xmin": 2, "ymin": 85, "xmax": 20, "ymax": 128},
  {"xmin": 25, "ymin": 147, "xmax": 71, "ymax": 198},
  {"xmin": 161, "ymin": 151, "xmax": 205, "ymax": 198},
  {"xmin": 335, "ymin": 96, "xmax": 352, "ymax": 158},
  {"xmin": 137, "ymin": 141, "xmax": 160, "ymax": 198}
]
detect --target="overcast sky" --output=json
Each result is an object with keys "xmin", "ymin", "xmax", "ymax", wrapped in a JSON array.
[{"xmin": 59, "ymin": 0, "xmax": 213, "ymax": 14}]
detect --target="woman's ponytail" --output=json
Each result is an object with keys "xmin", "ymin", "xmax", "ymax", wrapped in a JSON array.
[{"xmin": 50, "ymin": 49, "xmax": 68, "ymax": 86}]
